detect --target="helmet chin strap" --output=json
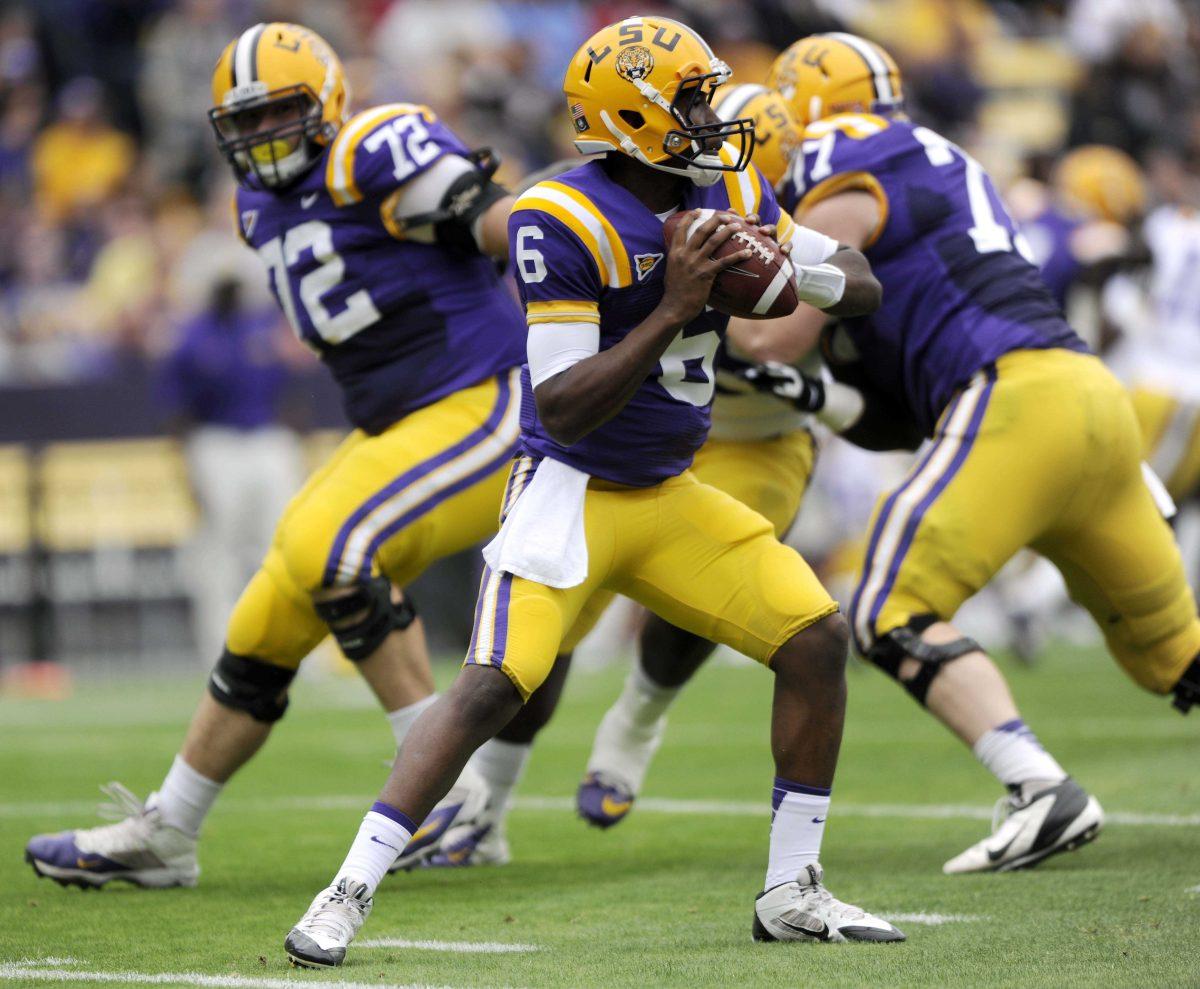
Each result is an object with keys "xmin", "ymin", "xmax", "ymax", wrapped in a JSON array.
[{"xmin": 599, "ymin": 110, "xmax": 724, "ymax": 187}]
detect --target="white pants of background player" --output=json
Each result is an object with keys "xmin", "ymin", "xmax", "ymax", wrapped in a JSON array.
[{"xmin": 185, "ymin": 425, "xmax": 305, "ymax": 665}]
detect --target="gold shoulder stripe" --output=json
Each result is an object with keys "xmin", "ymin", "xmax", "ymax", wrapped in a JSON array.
[
  {"xmin": 803, "ymin": 113, "xmax": 890, "ymax": 142},
  {"xmin": 325, "ymin": 103, "xmax": 439, "ymax": 207},
  {"xmin": 796, "ymin": 170, "xmax": 889, "ymax": 248},
  {"xmin": 514, "ymin": 182, "xmax": 631, "ymax": 288}
]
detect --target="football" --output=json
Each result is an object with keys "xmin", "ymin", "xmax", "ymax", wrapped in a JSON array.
[{"xmin": 662, "ymin": 208, "xmax": 799, "ymax": 320}]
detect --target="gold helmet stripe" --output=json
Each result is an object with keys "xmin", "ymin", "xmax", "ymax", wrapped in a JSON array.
[
  {"xmin": 825, "ymin": 32, "xmax": 895, "ymax": 103},
  {"xmin": 233, "ymin": 22, "xmax": 267, "ymax": 87},
  {"xmin": 715, "ymin": 84, "xmax": 765, "ymax": 122}
]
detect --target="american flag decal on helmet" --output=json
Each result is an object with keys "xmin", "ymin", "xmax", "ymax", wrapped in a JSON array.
[{"xmin": 571, "ymin": 103, "xmax": 588, "ymax": 132}]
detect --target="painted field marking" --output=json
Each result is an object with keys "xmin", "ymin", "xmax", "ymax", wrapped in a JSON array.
[
  {"xmin": 1186, "ymin": 884, "xmax": 1200, "ymax": 893},
  {"xmin": 3, "ymin": 793, "xmax": 1197, "ymax": 828},
  {"xmin": 0, "ymin": 959, "xmax": 464, "ymax": 989},
  {"xmin": 887, "ymin": 912, "xmax": 986, "ymax": 925},
  {"xmin": 357, "ymin": 938, "xmax": 538, "ymax": 953}
]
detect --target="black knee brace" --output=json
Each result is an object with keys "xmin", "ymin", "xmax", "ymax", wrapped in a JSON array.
[
  {"xmin": 865, "ymin": 615, "xmax": 982, "ymax": 706},
  {"xmin": 1172, "ymin": 655, "xmax": 1200, "ymax": 714},
  {"xmin": 313, "ymin": 575, "xmax": 417, "ymax": 662},
  {"xmin": 207, "ymin": 650, "xmax": 295, "ymax": 723}
]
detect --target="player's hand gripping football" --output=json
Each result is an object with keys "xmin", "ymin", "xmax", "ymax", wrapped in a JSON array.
[{"xmin": 658, "ymin": 210, "xmax": 753, "ymax": 326}]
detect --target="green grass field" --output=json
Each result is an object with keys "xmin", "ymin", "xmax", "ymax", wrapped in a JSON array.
[{"xmin": 2, "ymin": 645, "xmax": 1198, "ymax": 988}]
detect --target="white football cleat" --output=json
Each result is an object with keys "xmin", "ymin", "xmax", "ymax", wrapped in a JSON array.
[
  {"xmin": 577, "ymin": 702, "xmax": 666, "ymax": 827},
  {"xmin": 753, "ymin": 863, "xmax": 905, "ymax": 943},
  {"xmin": 285, "ymin": 877, "xmax": 372, "ymax": 968},
  {"xmin": 943, "ymin": 777, "xmax": 1103, "ymax": 874},
  {"xmin": 25, "ymin": 783, "xmax": 198, "ymax": 889}
]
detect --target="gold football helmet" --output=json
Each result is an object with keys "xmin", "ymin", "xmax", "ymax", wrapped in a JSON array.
[
  {"xmin": 1055, "ymin": 145, "xmax": 1147, "ymax": 225},
  {"xmin": 563, "ymin": 16, "xmax": 753, "ymax": 186},
  {"xmin": 712, "ymin": 83, "xmax": 799, "ymax": 189},
  {"xmin": 768, "ymin": 32, "xmax": 903, "ymax": 129},
  {"xmin": 209, "ymin": 22, "xmax": 349, "ymax": 188}
]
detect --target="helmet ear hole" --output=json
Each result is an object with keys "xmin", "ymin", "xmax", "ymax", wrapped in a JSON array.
[{"xmin": 618, "ymin": 110, "xmax": 645, "ymax": 130}]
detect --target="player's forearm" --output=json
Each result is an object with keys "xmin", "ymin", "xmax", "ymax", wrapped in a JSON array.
[
  {"xmin": 727, "ymin": 305, "xmax": 827, "ymax": 366},
  {"xmin": 534, "ymin": 306, "xmax": 687, "ymax": 446},
  {"xmin": 476, "ymin": 196, "xmax": 516, "ymax": 261},
  {"xmin": 821, "ymin": 248, "xmax": 881, "ymax": 317}
]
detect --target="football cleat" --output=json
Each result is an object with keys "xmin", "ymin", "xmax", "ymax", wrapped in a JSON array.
[
  {"xmin": 424, "ymin": 820, "xmax": 511, "ymax": 868},
  {"xmin": 753, "ymin": 863, "xmax": 905, "ymax": 943},
  {"xmin": 576, "ymin": 772, "xmax": 637, "ymax": 829},
  {"xmin": 24, "ymin": 783, "xmax": 198, "ymax": 889},
  {"xmin": 942, "ymin": 777, "xmax": 1103, "ymax": 874},
  {"xmin": 386, "ymin": 766, "xmax": 489, "ymax": 873},
  {"xmin": 285, "ymin": 877, "xmax": 372, "ymax": 968}
]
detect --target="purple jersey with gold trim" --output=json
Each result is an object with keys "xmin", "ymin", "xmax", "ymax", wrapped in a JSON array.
[
  {"xmin": 780, "ymin": 114, "xmax": 1086, "ymax": 434},
  {"xmin": 235, "ymin": 102, "xmax": 524, "ymax": 434},
  {"xmin": 509, "ymin": 153, "xmax": 788, "ymax": 486}
]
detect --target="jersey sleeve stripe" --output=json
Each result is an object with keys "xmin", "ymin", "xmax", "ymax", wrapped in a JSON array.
[
  {"xmin": 718, "ymin": 144, "xmax": 759, "ymax": 217},
  {"xmin": 542, "ymin": 182, "xmax": 631, "ymax": 288},
  {"xmin": 797, "ymin": 170, "xmax": 890, "ymax": 247},
  {"xmin": 326, "ymin": 103, "xmax": 438, "ymax": 207},
  {"xmin": 775, "ymin": 210, "xmax": 796, "ymax": 244},
  {"xmin": 526, "ymin": 300, "xmax": 601, "ymax": 325}
]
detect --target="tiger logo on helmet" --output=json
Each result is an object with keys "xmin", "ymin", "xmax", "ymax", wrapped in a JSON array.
[
  {"xmin": 768, "ymin": 32, "xmax": 903, "ymax": 130},
  {"xmin": 563, "ymin": 15, "xmax": 754, "ymax": 186},
  {"xmin": 209, "ymin": 22, "xmax": 349, "ymax": 189},
  {"xmin": 712, "ymin": 83, "xmax": 799, "ymax": 190}
]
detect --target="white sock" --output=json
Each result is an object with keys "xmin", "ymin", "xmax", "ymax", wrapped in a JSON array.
[
  {"xmin": 765, "ymin": 778, "xmax": 831, "ymax": 890},
  {"xmin": 620, "ymin": 663, "xmax": 680, "ymax": 728},
  {"xmin": 973, "ymin": 718, "xmax": 1067, "ymax": 790},
  {"xmin": 334, "ymin": 802, "xmax": 415, "ymax": 897},
  {"xmin": 470, "ymin": 738, "xmax": 531, "ymax": 828},
  {"xmin": 386, "ymin": 694, "xmax": 438, "ymax": 749},
  {"xmin": 153, "ymin": 755, "xmax": 223, "ymax": 837},
  {"xmin": 585, "ymin": 663, "xmax": 680, "ymax": 793}
]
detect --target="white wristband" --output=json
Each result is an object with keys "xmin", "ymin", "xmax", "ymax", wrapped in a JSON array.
[{"xmin": 794, "ymin": 262, "xmax": 846, "ymax": 310}]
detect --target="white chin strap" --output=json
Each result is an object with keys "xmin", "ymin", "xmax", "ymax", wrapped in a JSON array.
[
  {"xmin": 236, "ymin": 142, "xmax": 312, "ymax": 187},
  {"xmin": 598, "ymin": 110, "xmax": 724, "ymax": 187}
]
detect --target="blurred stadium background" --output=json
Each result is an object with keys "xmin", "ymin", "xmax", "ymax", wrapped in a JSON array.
[{"xmin": 1, "ymin": 0, "xmax": 1198, "ymax": 695}]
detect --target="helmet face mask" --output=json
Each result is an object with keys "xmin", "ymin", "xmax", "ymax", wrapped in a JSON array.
[
  {"xmin": 209, "ymin": 23, "xmax": 348, "ymax": 191},
  {"xmin": 661, "ymin": 71, "xmax": 755, "ymax": 178},
  {"xmin": 209, "ymin": 84, "xmax": 326, "ymax": 189}
]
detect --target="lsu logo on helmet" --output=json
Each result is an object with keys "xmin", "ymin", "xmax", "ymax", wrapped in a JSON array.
[
  {"xmin": 712, "ymin": 84, "xmax": 799, "ymax": 190},
  {"xmin": 563, "ymin": 15, "xmax": 755, "ymax": 186},
  {"xmin": 209, "ymin": 22, "xmax": 349, "ymax": 189},
  {"xmin": 769, "ymin": 32, "xmax": 903, "ymax": 129}
]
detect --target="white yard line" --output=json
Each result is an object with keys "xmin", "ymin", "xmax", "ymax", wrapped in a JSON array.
[
  {"xmin": 3, "ymin": 793, "xmax": 1197, "ymax": 828},
  {"xmin": 356, "ymin": 939, "xmax": 538, "ymax": 953},
  {"xmin": 1186, "ymin": 884, "xmax": 1200, "ymax": 893},
  {"xmin": 0, "ymin": 960, "xmax": 461, "ymax": 989},
  {"xmin": 887, "ymin": 913, "xmax": 986, "ymax": 925}
]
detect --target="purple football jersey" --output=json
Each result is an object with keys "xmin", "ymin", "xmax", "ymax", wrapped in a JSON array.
[
  {"xmin": 1020, "ymin": 204, "xmax": 1081, "ymax": 311},
  {"xmin": 780, "ymin": 115, "xmax": 1086, "ymax": 434},
  {"xmin": 509, "ymin": 155, "xmax": 783, "ymax": 486},
  {"xmin": 235, "ymin": 103, "xmax": 525, "ymax": 434}
]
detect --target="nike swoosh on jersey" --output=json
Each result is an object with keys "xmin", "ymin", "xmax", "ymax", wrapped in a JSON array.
[{"xmin": 301, "ymin": 192, "xmax": 319, "ymax": 208}]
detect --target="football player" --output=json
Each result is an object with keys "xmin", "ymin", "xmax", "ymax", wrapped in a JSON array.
[
  {"xmin": 283, "ymin": 16, "xmax": 902, "ymax": 968},
  {"xmin": 25, "ymin": 22, "xmax": 567, "ymax": 889},
  {"xmin": 743, "ymin": 33, "xmax": 1200, "ymax": 873}
]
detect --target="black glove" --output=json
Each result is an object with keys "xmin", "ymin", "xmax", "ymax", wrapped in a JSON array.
[{"xmin": 737, "ymin": 361, "xmax": 827, "ymax": 413}]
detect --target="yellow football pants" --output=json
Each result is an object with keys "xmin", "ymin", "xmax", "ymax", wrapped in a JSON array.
[
  {"xmin": 464, "ymin": 451, "xmax": 835, "ymax": 700},
  {"xmin": 224, "ymin": 370, "xmax": 521, "ymax": 669},
  {"xmin": 559, "ymin": 427, "xmax": 818, "ymax": 652},
  {"xmin": 850, "ymin": 349, "xmax": 1200, "ymax": 694},
  {"xmin": 1130, "ymin": 386, "xmax": 1200, "ymax": 504}
]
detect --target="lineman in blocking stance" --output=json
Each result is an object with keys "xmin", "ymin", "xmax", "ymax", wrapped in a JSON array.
[{"xmin": 25, "ymin": 22, "xmax": 569, "ymax": 888}]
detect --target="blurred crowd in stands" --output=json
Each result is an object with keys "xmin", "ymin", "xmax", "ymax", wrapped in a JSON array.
[{"xmin": 0, "ymin": 0, "xmax": 1197, "ymax": 390}]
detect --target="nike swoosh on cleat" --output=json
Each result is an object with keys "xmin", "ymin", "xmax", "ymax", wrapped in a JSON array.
[
  {"xmin": 986, "ymin": 834, "xmax": 1018, "ymax": 863},
  {"xmin": 811, "ymin": 817, "xmax": 827, "ymax": 823},
  {"xmin": 369, "ymin": 835, "xmax": 400, "ymax": 853},
  {"xmin": 600, "ymin": 795, "xmax": 633, "ymax": 817},
  {"xmin": 774, "ymin": 915, "xmax": 829, "ymax": 939}
]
